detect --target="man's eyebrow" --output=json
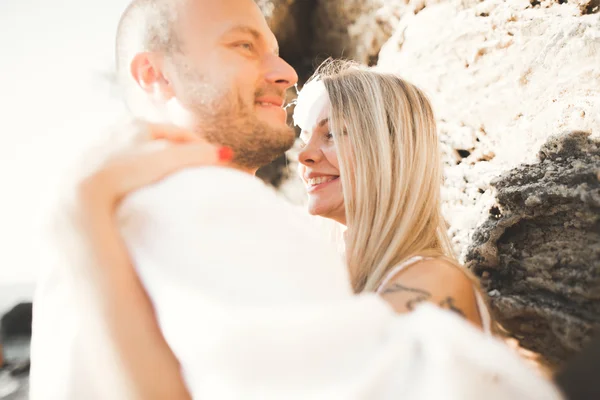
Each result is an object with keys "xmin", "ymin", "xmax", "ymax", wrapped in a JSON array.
[
  {"xmin": 223, "ymin": 25, "xmax": 261, "ymax": 39},
  {"xmin": 223, "ymin": 25, "xmax": 279, "ymax": 56}
]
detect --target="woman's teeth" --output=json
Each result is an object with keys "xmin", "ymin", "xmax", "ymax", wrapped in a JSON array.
[{"xmin": 308, "ymin": 176, "xmax": 337, "ymax": 186}]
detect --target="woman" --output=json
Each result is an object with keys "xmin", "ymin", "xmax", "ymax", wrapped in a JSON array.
[
  {"xmin": 293, "ymin": 62, "xmax": 491, "ymax": 327},
  {"xmin": 76, "ymin": 61, "xmax": 492, "ymax": 398}
]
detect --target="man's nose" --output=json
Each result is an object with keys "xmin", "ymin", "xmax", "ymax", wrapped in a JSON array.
[{"xmin": 264, "ymin": 55, "xmax": 299, "ymax": 91}]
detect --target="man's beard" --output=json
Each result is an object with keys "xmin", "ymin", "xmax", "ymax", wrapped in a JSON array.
[
  {"xmin": 172, "ymin": 57, "xmax": 295, "ymax": 170},
  {"xmin": 193, "ymin": 97, "xmax": 295, "ymax": 170}
]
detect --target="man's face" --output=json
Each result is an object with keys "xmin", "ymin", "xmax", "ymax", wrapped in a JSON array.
[{"xmin": 163, "ymin": 0, "xmax": 298, "ymax": 169}]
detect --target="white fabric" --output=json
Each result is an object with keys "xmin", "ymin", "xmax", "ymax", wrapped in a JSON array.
[
  {"xmin": 30, "ymin": 163, "xmax": 563, "ymax": 399},
  {"xmin": 377, "ymin": 256, "xmax": 494, "ymax": 335}
]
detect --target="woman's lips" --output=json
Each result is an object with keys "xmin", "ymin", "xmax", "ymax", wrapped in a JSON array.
[{"xmin": 306, "ymin": 176, "xmax": 340, "ymax": 192}]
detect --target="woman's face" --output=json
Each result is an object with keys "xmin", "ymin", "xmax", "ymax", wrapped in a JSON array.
[{"xmin": 297, "ymin": 96, "xmax": 346, "ymax": 225}]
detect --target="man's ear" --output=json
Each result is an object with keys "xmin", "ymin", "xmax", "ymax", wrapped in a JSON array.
[{"xmin": 130, "ymin": 52, "xmax": 175, "ymax": 100}]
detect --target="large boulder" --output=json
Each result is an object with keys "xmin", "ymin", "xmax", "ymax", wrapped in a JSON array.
[
  {"xmin": 1, "ymin": 303, "xmax": 32, "ymax": 339},
  {"xmin": 465, "ymin": 132, "xmax": 600, "ymax": 368},
  {"xmin": 377, "ymin": 0, "xmax": 600, "ymax": 257}
]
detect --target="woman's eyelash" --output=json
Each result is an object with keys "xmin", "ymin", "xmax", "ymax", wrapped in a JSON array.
[{"xmin": 297, "ymin": 132, "xmax": 332, "ymax": 149}]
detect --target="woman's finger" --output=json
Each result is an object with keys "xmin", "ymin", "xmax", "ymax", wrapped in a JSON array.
[
  {"xmin": 112, "ymin": 142, "xmax": 232, "ymax": 199},
  {"xmin": 80, "ymin": 139, "xmax": 233, "ymax": 210}
]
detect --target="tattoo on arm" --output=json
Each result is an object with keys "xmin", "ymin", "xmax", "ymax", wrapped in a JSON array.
[
  {"xmin": 439, "ymin": 297, "xmax": 466, "ymax": 317},
  {"xmin": 382, "ymin": 284, "xmax": 467, "ymax": 317},
  {"xmin": 381, "ymin": 283, "xmax": 432, "ymax": 311}
]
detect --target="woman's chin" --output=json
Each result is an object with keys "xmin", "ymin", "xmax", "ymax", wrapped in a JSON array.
[
  {"xmin": 307, "ymin": 201, "xmax": 346, "ymax": 224},
  {"xmin": 307, "ymin": 205, "xmax": 322, "ymax": 217}
]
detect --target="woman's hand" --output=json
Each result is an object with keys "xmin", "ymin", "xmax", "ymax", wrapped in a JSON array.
[{"xmin": 77, "ymin": 123, "xmax": 233, "ymax": 215}]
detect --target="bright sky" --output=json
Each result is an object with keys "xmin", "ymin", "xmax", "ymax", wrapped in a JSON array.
[{"xmin": 0, "ymin": 0, "xmax": 130, "ymax": 286}]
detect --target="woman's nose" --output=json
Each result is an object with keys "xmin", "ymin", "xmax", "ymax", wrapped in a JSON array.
[{"xmin": 298, "ymin": 142, "xmax": 322, "ymax": 166}]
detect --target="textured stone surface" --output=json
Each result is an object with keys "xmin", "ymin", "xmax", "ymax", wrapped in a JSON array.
[
  {"xmin": 377, "ymin": 0, "xmax": 600, "ymax": 259},
  {"xmin": 312, "ymin": 0, "xmax": 402, "ymax": 65},
  {"xmin": 0, "ymin": 304, "xmax": 31, "ymax": 339},
  {"xmin": 256, "ymin": 0, "xmax": 315, "ymax": 74},
  {"xmin": 465, "ymin": 131, "xmax": 600, "ymax": 367}
]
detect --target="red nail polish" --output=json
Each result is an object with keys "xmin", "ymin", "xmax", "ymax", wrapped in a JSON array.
[{"xmin": 218, "ymin": 147, "xmax": 234, "ymax": 162}]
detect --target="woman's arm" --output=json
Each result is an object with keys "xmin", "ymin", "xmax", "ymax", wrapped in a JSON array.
[
  {"xmin": 80, "ymin": 200, "xmax": 192, "ymax": 400},
  {"xmin": 378, "ymin": 259, "xmax": 484, "ymax": 329}
]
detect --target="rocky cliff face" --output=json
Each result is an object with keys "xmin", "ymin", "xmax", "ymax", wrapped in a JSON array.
[
  {"xmin": 259, "ymin": 0, "xmax": 600, "ymax": 368},
  {"xmin": 465, "ymin": 131, "xmax": 600, "ymax": 368}
]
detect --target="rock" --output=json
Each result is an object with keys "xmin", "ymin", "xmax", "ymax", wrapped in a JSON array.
[
  {"xmin": 555, "ymin": 332, "xmax": 600, "ymax": 400},
  {"xmin": 8, "ymin": 361, "xmax": 29, "ymax": 378},
  {"xmin": 312, "ymin": 0, "xmax": 403, "ymax": 65},
  {"xmin": 0, "ymin": 304, "xmax": 32, "ymax": 339},
  {"xmin": 377, "ymin": 0, "xmax": 600, "ymax": 259},
  {"xmin": 0, "ymin": 370, "xmax": 28, "ymax": 400},
  {"xmin": 255, "ymin": 0, "xmax": 296, "ymax": 36},
  {"xmin": 0, "ymin": 302, "xmax": 32, "ymax": 399},
  {"xmin": 465, "ymin": 131, "xmax": 600, "ymax": 368},
  {"xmin": 256, "ymin": 0, "xmax": 315, "ymax": 77}
]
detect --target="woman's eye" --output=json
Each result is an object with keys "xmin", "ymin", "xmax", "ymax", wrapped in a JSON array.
[{"xmin": 325, "ymin": 132, "xmax": 334, "ymax": 140}]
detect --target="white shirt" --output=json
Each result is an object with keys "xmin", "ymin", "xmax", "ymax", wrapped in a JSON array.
[{"xmin": 30, "ymin": 165, "xmax": 563, "ymax": 399}]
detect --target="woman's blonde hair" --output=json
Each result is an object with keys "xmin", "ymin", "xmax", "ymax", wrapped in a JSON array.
[{"xmin": 312, "ymin": 60, "xmax": 456, "ymax": 293}]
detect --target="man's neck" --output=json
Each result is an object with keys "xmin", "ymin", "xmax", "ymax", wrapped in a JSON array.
[
  {"xmin": 152, "ymin": 113, "xmax": 261, "ymax": 176},
  {"xmin": 233, "ymin": 166, "xmax": 258, "ymax": 176}
]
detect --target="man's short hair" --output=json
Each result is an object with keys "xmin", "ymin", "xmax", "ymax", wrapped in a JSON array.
[{"xmin": 115, "ymin": 0, "xmax": 182, "ymax": 79}]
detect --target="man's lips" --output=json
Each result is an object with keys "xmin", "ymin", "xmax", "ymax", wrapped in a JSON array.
[{"xmin": 255, "ymin": 96, "xmax": 285, "ymax": 107}]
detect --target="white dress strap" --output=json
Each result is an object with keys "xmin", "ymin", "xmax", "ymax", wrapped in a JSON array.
[
  {"xmin": 376, "ymin": 256, "xmax": 429, "ymax": 294},
  {"xmin": 475, "ymin": 290, "xmax": 493, "ymax": 335},
  {"xmin": 376, "ymin": 256, "xmax": 493, "ymax": 335}
]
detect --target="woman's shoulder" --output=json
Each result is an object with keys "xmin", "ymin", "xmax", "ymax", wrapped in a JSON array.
[
  {"xmin": 377, "ymin": 256, "xmax": 487, "ymax": 329},
  {"xmin": 378, "ymin": 257, "xmax": 471, "ymax": 294}
]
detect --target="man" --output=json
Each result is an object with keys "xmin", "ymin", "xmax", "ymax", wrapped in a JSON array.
[
  {"xmin": 31, "ymin": 0, "xmax": 299, "ymax": 398},
  {"xmin": 30, "ymin": 0, "xmax": 563, "ymax": 399},
  {"xmin": 114, "ymin": 0, "xmax": 298, "ymax": 171}
]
